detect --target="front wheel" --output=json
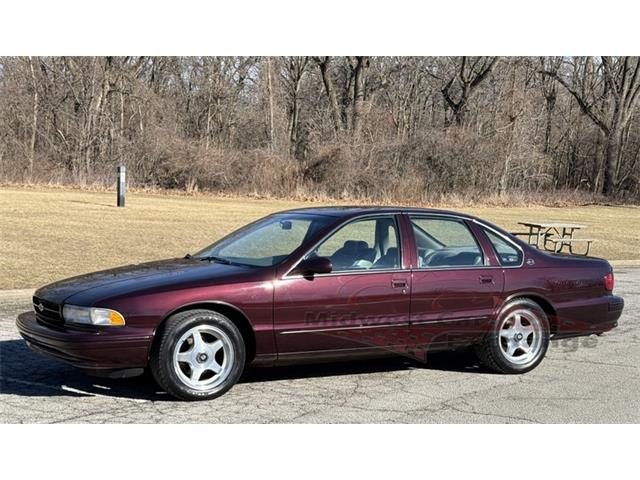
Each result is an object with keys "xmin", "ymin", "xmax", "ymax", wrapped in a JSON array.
[
  {"xmin": 475, "ymin": 298, "xmax": 550, "ymax": 374},
  {"xmin": 150, "ymin": 309, "xmax": 245, "ymax": 401}
]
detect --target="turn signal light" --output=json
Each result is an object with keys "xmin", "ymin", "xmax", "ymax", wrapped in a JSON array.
[
  {"xmin": 604, "ymin": 272, "xmax": 614, "ymax": 291},
  {"xmin": 108, "ymin": 310, "xmax": 126, "ymax": 326}
]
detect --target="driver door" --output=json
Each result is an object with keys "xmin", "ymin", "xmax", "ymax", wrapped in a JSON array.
[{"xmin": 273, "ymin": 215, "xmax": 411, "ymax": 359}]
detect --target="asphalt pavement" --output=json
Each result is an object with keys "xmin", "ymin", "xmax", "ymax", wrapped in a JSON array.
[{"xmin": 1, "ymin": 270, "xmax": 638, "ymax": 423}]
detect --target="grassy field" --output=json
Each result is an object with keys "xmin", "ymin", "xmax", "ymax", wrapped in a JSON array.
[{"xmin": 1, "ymin": 187, "xmax": 638, "ymax": 289}]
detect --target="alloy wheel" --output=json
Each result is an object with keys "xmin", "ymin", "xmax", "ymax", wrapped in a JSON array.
[
  {"xmin": 173, "ymin": 324, "xmax": 235, "ymax": 391},
  {"xmin": 497, "ymin": 309, "xmax": 544, "ymax": 367}
]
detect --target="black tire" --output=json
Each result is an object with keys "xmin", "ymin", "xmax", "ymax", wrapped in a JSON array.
[
  {"xmin": 475, "ymin": 298, "xmax": 550, "ymax": 374},
  {"xmin": 150, "ymin": 309, "xmax": 245, "ymax": 401}
]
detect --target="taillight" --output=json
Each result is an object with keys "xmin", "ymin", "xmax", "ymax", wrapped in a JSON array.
[{"xmin": 604, "ymin": 272, "xmax": 614, "ymax": 291}]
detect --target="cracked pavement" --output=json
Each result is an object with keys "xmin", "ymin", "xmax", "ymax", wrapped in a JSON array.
[{"xmin": 1, "ymin": 269, "xmax": 638, "ymax": 423}]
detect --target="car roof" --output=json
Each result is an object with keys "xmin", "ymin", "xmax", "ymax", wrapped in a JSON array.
[
  {"xmin": 278, "ymin": 206, "xmax": 476, "ymax": 220},
  {"xmin": 273, "ymin": 206, "xmax": 530, "ymax": 252}
]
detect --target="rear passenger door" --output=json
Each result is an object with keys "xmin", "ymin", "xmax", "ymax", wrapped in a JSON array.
[{"xmin": 407, "ymin": 215, "xmax": 505, "ymax": 353}]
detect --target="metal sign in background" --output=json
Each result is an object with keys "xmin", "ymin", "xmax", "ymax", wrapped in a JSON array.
[{"xmin": 117, "ymin": 165, "xmax": 126, "ymax": 208}]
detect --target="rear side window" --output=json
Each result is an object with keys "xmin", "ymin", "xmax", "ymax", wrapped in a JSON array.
[
  {"xmin": 484, "ymin": 229, "xmax": 522, "ymax": 266},
  {"xmin": 410, "ymin": 217, "xmax": 483, "ymax": 268}
]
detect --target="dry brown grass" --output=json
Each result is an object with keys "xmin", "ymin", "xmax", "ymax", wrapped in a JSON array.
[{"xmin": 1, "ymin": 187, "xmax": 638, "ymax": 289}]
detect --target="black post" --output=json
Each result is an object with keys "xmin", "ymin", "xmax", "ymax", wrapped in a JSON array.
[{"xmin": 117, "ymin": 165, "xmax": 126, "ymax": 207}]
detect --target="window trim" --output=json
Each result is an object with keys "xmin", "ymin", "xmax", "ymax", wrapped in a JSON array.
[
  {"xmin": 407, "ymin": 214, "xmax": 525, "ymax": 271},
  {"xmin": 408, "ymin": 214, "xmax": 487, "ymax": 270},
  {"xmin": 283, "ymin": 213, "xmax": 405, "ymax": 279},
  {"xmin": 479, "ymin": 225, "xmax": 525, "ymax": 268},
  {"xmin": 470, "ymin": 218, "xmax": 525, "ymax": 269}
]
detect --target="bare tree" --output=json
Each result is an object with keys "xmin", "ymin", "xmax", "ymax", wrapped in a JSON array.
[
  {"xmin": 27, "ymin": 56, "xmax": 39, "ymax": 179},
  {"xmin": 539, "ymin": 56, "xmax": 562, "ymax": 154},
  {"xmin": 1, "ymin": 56, "xmax": 639, "ymax": 200},
  {"xmin": 281, "ymin": 56, "xmax": 309, "ymax": 157},
  {"xmin": 543, "ymin": 56, "xmax": 640, "ymax": 195},
  {"xmin": 440, "ymin": 56, "xmax": 500, "ymax": 126},
  {"xmin": 314, "ymin": 56, "xmax": 343, "ymax": 134},
  {"xmin": 380, "ymin": 57, "xmax": 433, "ymax": 139},
  {"xmin": 265, "ymin": 57, "xmax": 275, "ymax": 150},
  {"xmin": 350, "ymin": 56, "xmax": 370, "ymax": 137}
]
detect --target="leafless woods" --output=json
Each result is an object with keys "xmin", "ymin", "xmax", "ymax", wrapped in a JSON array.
[{"xmin": 0, "ymin": 56, "xmax": 638, "ymax": 202}]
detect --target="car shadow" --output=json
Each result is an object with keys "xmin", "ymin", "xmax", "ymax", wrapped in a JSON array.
[
  {"xmin": 0, "ymin": 339, "xmax": 488, "ymax": 402},
  {"xmin": 241, "ymin": 349, "xmax": 486, "ymax": 383},
  {"xmin": 0, "ymin": 339, "xmax": 167, "ymax": 401}
]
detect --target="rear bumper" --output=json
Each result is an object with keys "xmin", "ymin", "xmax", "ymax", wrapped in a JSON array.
[
  {"xmin": 16, "ymin": 311, "xmax": 152, "ymax": 371},
  {"xmin": 553, "ymin": 295, "xmax": 624, "ymax": 338}
]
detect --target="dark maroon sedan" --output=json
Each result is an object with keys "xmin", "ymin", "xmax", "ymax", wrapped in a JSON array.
[{"xmin": 17, "ymin": 207, "xmax": 624, "ymax": 400}]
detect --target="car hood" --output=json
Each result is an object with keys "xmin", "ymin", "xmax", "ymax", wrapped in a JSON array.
[{"xmin": 34, "ymin": 258, "xmax": 265, "ymax": 305}]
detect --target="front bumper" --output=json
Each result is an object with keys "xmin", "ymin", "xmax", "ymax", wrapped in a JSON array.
[{"xmin": 16, "ymin": 311, "xmax": 152, "ymax": 372}]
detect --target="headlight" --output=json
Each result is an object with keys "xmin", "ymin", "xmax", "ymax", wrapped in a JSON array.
[{"xmin": 62, "ymin": 304, "xmax": 126, "ymax": 326}]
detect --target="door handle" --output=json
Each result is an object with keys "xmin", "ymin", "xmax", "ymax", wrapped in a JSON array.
[
  {"xmin": 479, "ymin": 275, "xmax": 494, "ymax": 284},
  {"xmin": 392, "ymin": 279, "xmax": 408, "ymax": 288},
  {"xmin": 391, "ymin": 279, "xmax": 408, "ymax": 294}
]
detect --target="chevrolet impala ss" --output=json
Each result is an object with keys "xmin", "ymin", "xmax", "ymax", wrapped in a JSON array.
[{"xmin": 17, "ymin": 207, "xmax": 624, "ymax": 400}]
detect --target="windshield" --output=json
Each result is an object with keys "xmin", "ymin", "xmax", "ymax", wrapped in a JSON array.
[{"xmin": 194, "ymin": 213, "xmax": 334, "ymax": 267}]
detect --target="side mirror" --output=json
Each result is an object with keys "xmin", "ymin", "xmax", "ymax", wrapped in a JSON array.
[{"xmin": 294, "ymin": 256, "xmax": 333, "ymax": 276}]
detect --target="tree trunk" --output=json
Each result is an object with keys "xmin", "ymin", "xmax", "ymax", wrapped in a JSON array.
[
  {"xmin": 204, "ymin": 74, "xmax": 213, "ymax": 151},
  {"xmin": 544, "ymin": 99, "xmax": 554, "ymax": 154},
  {"xmin": 290, "ymin": 93, "xmax": 300, "ymax": 156},
  {"xmin": 603, "ymin": 126, "xmax": 622, "ymax": 195},
  {"xmin": 81, "ymin": 57, "xmax": 112, "ymax": 177},
  {"xmin": 28, "ymin": 57, "xmax": 38, "ymax": 180},
  {"xmin": 317, "ymin": 58, "xmax": 342, "ymax": 134},
  {"xmin": 266, "ymin": 57, "xmax": 275, "ymax": 151},
  {"xmin": 499, "ymin": 65, "xmax": 518, "ymax": 196},
  {"xmin": 352, "ymin": 56, "xmax": 369, "ymax": 138},
  {"xmin": 453, "ymin": 104, "xmax": 466, "ymax": 126}
]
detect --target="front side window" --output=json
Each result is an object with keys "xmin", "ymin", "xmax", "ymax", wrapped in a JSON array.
[
  {"xmin": 483, "ymin": 228, "xmax": 522, "ymax": 266},
  {"xmin": 195, "ymin": 214, "xmax": 334, "ymax": 267},
  {"xmin": 309, "ymin": 216, "xmax": 401, "ymax": 272},
  {"xmin": 410, "ymin": 216, "xmax": 484, "ymax": 268}
]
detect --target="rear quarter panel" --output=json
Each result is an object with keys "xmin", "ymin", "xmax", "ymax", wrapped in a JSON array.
[{"xmin": 504, "ymin": 254, "xmax": 614, "ymax": 336}]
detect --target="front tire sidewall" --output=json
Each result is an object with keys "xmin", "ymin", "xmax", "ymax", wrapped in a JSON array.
[{"xmin": 152, "ymin": 310, "xmax": 245, "ymax": 401}]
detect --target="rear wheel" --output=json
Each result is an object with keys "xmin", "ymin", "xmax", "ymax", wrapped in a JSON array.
[
  {"xmin": 475, "ymin": 298, "xmax": 550, "ymax": 374},
  {"xmin": 150, "ymin": 309, "xmax": 245, "ymax": 400}
]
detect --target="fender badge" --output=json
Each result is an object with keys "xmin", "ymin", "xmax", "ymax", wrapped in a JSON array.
[{"xmin": 526, "ymin": 258, "xmax": 535, "ymax": 266}]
